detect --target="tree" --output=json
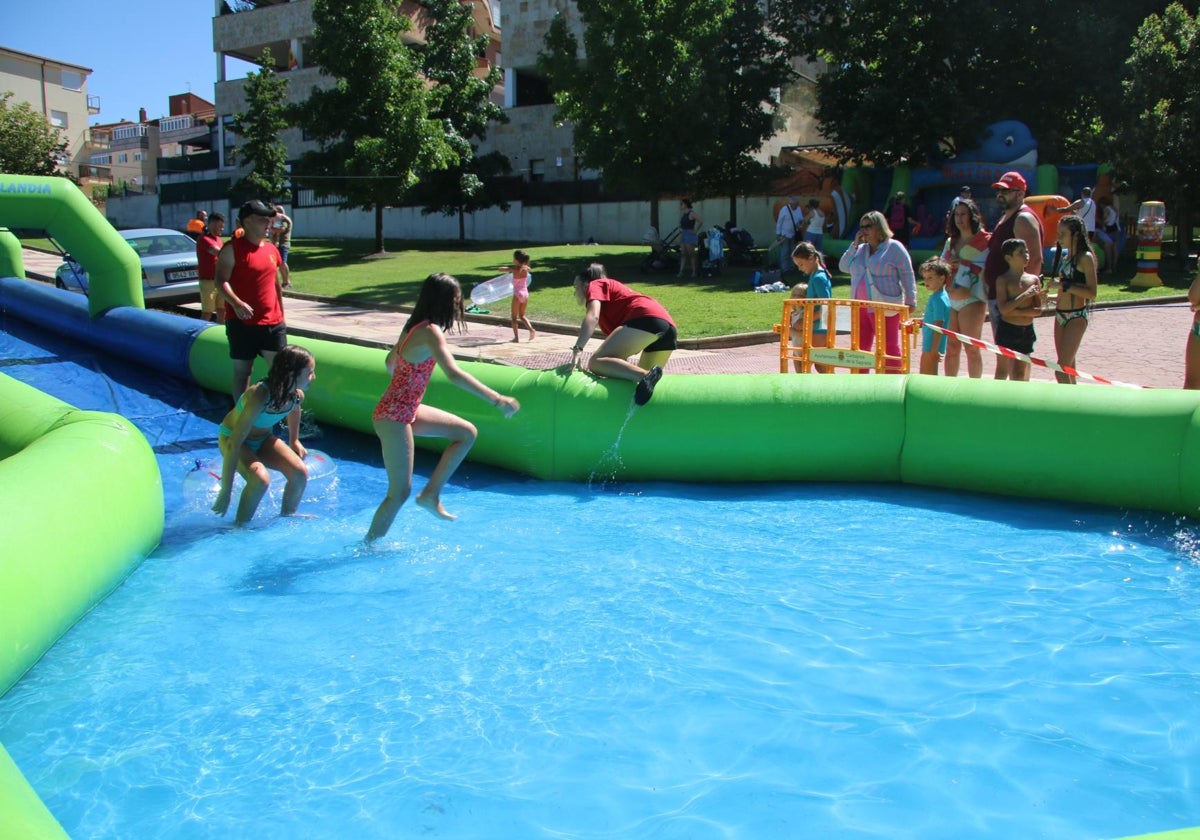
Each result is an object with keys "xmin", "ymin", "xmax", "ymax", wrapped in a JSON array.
[
  {"xmin": 0, "ymin": 92, "xmax": 70, "ymax": 176},
  {"xmin": 231, "ymin": 49, "xmax": 292, "ymax": 202},
  {"xmin": 1111, "ymin": 3, "xmax": 1200, "ymax": 267},
  {"xmin": 292, "ymin": 0, "xmax": 456, "ymax": 254},
  {"xmin": 417, "ymin": 0, "xmax": 510, "ymax": 239},
  {"xmin": 781, "ymin": 0, "xmax": 1168, "ymax": 165},
  {"xmin": 690, "ymin": 0, "xmax": 794, "ymax": 222}
]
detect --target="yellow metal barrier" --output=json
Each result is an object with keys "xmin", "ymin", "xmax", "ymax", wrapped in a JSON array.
[{"xmin": 774, "ymin": 298, "xmax": 912, "ymax": 374}]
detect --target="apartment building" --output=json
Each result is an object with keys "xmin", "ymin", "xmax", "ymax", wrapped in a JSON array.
[
  {"xmin": 0, "ymin": 45, "xmax": 100, "ymax": 177},
  {"xmin": 210, "ymin": 0, "xmax": 501, "ymax": 176}
]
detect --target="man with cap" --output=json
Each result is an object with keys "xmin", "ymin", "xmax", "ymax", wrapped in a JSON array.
[
  {"xmin": 215, "ymin": 200, "xmax": 291, "ymax": 401},
  {"xmin": 983, "ymin": 171, "xmax": 1043, "ymax": 380},
  {"xmin": 775, "ymin": 196, "xmax": 802, "ymax": 274},
  {"xmin": 951, "ymin": 186, "xmax": 972, "ymax": 211}
]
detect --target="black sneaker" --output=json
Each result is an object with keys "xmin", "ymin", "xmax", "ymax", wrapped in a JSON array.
[{"xmin": 634, "ymin": 365, "xmax": 663, "ymax": 406}]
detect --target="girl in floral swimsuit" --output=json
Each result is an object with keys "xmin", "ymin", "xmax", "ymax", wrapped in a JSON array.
[
  {"xmin": 1185, "ymin": 268, "xmax": 1200, "ymax": 389},
  {"xmin": 214, "ymin": 344, "xmax": 314, "ymax": 524},
  {"xmin": 1046, "ymin": 215, "xmax": 1097, "ymax": 384},
  {"xmin": 366, "ymin": 273, "xmax": 521, "ymax": 543}
]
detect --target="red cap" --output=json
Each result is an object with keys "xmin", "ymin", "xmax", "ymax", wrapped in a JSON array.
[{"xmin": 991, "ymin": 171, "xmax": 1027, "ymax": 191}]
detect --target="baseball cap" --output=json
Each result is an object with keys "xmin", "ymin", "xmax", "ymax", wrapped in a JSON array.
[
  {"xmin": 239, "ymin": 199, "xmax": 278, "ymax": 220},
  {"xmin": 991, "ymin": 171, "xmax": 1027, "ymax": 191}
]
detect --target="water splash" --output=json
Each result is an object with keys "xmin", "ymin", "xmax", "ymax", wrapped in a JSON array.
[{"xmin": 586, "ymin": 400, "xmax": 638, "ymax": 490}]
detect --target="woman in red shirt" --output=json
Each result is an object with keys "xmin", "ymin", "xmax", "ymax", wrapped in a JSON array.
[{"xmin": 569, "ymin": 263, "xmax": 677, "ymax": 405}]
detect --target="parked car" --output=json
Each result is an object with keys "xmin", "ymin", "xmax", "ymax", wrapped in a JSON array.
[{"xmin": 55, "ymin": 227, "xmax": 201, "ymax": 304}]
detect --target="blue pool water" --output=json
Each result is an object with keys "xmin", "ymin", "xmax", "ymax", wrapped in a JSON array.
[{"xmin": 2, "ymin": 316, "xmax": 1199, "ymax": 839}]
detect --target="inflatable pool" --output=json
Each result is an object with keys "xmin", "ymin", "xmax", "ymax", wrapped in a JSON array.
[{"xmin": 3, "ymin": 175, "xmax": 1200, "ymax": 839}]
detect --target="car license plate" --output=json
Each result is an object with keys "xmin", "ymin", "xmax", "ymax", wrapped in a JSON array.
[{"xmin": 165, "ymin": 268, "xmax": 199, "ymax": 283}]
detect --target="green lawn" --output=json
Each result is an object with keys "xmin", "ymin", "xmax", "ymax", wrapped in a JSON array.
[{"xmin": 287, "ymin": 238, "xmax": 1193, "ymax": 339}]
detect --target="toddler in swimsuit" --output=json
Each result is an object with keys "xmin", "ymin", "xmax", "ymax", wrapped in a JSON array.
[{"xmin": 508, "ymin": 249, "xmax": 536, "ymax": 343}]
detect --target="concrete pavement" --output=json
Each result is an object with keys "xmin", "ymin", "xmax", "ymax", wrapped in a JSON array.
[{"xmin": 16, "ymin": 246, "xmax": 1193, "ymax": 389}]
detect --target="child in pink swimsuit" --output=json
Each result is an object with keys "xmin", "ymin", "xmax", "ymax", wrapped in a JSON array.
[
  {"xmin": 508, "ymin": 249, "xmax": 536, "ymax": 343},
  {"xmin": 366, "ymin": 273, "xmax": 521, "ymax": 543}
]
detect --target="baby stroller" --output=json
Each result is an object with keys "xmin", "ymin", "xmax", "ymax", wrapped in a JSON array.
[
  {"xmin": 722, "ymin": 223, "xmax": 760, "ymax": 266},
  {"xmin": 698, "ymin": 226, "xmax": 724, "ymax": 277},
  {"xmin": 640, "ymin": 226, "xmax": 681, "ymax": 273}
]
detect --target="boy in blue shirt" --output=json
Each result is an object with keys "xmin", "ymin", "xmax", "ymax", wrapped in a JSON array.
[{"xmin": 918, "ymin": 257, "xmax": 952, "ymax": 375}]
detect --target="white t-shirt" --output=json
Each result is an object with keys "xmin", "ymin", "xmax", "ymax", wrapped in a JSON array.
[
  {"xmin": 805, "ymin": 209, "xmax": 826, "ymax": 235},
  {"xmin": 1078, "ymin": 197, "xmax": 1097, "ymax": 233}
]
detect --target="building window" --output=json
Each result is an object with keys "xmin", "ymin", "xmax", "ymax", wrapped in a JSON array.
[
  {"xmin": 221, "ymin": 115, "xmax": 239, "ymax": 168},
  {"xmin": 49, "ymin": 110, "xmax": 68, "ymax": 129},
  {"xmin": 61, "ymin": 70, "xmax": 83, "ymax": 92},
  {"xmin": 117, "ymin": 153, "xmax": 128, "ymax": 163},
  {"xmin": 529, "ymin": 159, "xmax": 545, "ymax": 183},
  {"xmin": 134, "ymin": 152, "xmax": 145, "ymax": 161}
]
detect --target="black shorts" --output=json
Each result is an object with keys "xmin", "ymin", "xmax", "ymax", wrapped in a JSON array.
[
  {"xmin": 995, "ymin": 319, "xmax": 1036, "ymax": 356},
  {"xmin": 226, "ymin": 320, "xmax": 287, "ymax": 361},
  {"xmin": 622, "ymin": 316, "xmax": 678, "ymax": 352}
]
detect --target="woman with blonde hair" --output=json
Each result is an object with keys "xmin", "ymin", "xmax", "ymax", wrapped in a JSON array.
[{"xmin": 838, "ymin": 210, "xmax": 917, "ymax": 373}]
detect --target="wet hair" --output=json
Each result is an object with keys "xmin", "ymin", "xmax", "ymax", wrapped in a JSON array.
[
  {"xmin": 404, "ymin": 272, "xmax": 464, "ymax": 336},
  {"xmin": 513, "ymin": 249, "xmax": 530, "ymax": 266},
  {"xmin": 1055, "ymin": 215, "xmax": 1089, "ymax": 269},
  {"xmin": 573, "ymin": 263, "xmax": 607, "ymax": 305},
  {"xmin": 860, "ymin": 210, "xmax": 893, "ymax": 239},
  {"xmin": 1001, "ymin": 237, "xmax": 1029, "ymax": 258},
  {"xmin": 263, "ymin": 345, "xmax": 313, "ymax": 409},
  {"xmin": 920, "ymin": 256, "xmax": 952, "ymax": 279},
  {"xmin": 791, "ymin": 240, "xmax": 827, "ymax": 273},
  {"xmin": 948, "ymin": 199, "xmax": 985, "ymax": 240}
]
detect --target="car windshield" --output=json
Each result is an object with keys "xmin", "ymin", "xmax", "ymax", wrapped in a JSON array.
[{"xmin": 123, "ymin": 232, "xmax": 195, "ymax": 258}]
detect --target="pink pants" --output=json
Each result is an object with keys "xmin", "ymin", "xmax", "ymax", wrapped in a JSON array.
[{"xmin": 856, "ymin": 308, "xmax": 903, "ymax": 373}]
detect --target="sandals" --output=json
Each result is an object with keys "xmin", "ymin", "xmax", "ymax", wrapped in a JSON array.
[{"xmin": 634, "ymin": 365, "xmax": 663, "ymax": 406}]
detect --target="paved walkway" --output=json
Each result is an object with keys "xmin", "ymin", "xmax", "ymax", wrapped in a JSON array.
[{"xmin": 17, "ymin": 247, "xmax": 1192, "ymax": 389}]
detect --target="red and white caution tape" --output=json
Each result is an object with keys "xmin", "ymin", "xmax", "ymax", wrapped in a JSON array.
[{"xmin": 919, "ymin": 321, "xmax": 1150, "ymax": 389}]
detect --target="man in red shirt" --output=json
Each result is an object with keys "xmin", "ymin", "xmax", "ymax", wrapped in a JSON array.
[
  {"xmin": 195, "ymin": 212, "xmax": 226, "ymax": 323},
  {"xmin": 216, "ymin": 200, "xmax": 291, "ymax": 400}
]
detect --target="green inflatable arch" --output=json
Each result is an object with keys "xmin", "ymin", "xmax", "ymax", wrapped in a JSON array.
[{"xmin": 0, "ymin": 175, "xmax": 143, "ymax": 314}]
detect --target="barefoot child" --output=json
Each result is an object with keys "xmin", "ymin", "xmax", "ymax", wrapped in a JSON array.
[
  {"xmin": 214, "ymin": 344, "xmax": 314, "ymax": 524},
  {"xmin": 790, "ymin": 241, "xmax": 833, "ymax": 372},
  {"xmin": 367, "ymin": 273, "xmax": 521, "ymax": 542},
  {"xmin": 994, "ymin": 238, "xmax": 1044, "ymax": 382},
  {"xmin": 918, "ymin": 257, "xmax": 951, "ymax": 376},
  {"xmin": 508, "ymin": 249, "xmax": 536, "ymax": 342}
]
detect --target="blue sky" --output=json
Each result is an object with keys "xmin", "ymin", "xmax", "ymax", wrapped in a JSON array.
[{"xmin": 5, "ymin": 1, "xmax": 223, "ymax": 125}]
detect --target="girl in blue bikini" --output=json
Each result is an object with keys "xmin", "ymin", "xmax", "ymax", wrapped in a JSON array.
[{"xmin": 214, "ymin": 344, "xmax": 315, "ymax": 523}]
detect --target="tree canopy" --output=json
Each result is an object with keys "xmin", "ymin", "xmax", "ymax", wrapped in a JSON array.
[
  {"xmin": 781, "ymin": 0, "xmax": 1170, "ymax": 165},
  {"xmin": 416, "ymin": 0, "xmax": 510, "ymax": 238},
  {"xmin": 0, "ymin": 92, "xmax": 70, "ymax": 177},
  {"xmin": 292, "ymin": 0, "xmax": 456, "ymax": 253},
  {"xmin": 1109, "ymin": 2, "xmax": 1200, "ymax": 263},
  {"xmin": 231, "ymin": 50, "xmax": 292, "ymax": 203},
  {"xmin": 538, "ymin": 0, "xmax": 793, "ymax": 225}
]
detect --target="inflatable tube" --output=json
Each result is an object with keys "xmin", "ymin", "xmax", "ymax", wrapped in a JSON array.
[
  {"xmin": 0, "ymin": 374, "xmax": 161, "ymax": 838},
  {"xmin": 0, "ymin": 228, "xmax": 24, "ymax": 280},
  {"xmin": 9, "ymin": 283, "xmax": 1200, "ymax": 514},
  {"xmin": 0, "ymin": 278, "xmax": 205, "ymax": 379},
  {"xmin": 0, "ymin": 743, "xmax": 66, "ymax": 840},
  {"xmin": 0, "ymin": 175, "xmax": 142, "ymax": 315}
]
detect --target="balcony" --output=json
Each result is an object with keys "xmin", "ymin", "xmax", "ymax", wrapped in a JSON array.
[{"xmin": 87, "ymin": 94, "xmax": 101, "ymax": 115}]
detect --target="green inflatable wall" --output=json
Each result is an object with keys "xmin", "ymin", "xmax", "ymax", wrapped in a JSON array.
[
  {"xmin": 0, "ymin": 374, "xmax": 162, "ymax": 839},
  {"xmin": 185, "ymin": 326, "xmax": 1200, "ymax": 515},
  {"xmin": 0, "ymin": 175, "xmax": 143, "ymax": 314}
]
